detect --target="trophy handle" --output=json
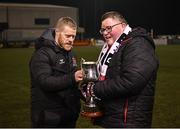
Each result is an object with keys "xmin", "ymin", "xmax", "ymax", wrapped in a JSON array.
[{"xmin": 80, "ymin": 58, "xmax": 85, "ymax": 70}]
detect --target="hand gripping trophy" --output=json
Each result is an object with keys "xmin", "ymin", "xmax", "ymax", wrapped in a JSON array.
[{"xmin": 79, "ymin": 58, "xmax": 103, "ymax": 118}]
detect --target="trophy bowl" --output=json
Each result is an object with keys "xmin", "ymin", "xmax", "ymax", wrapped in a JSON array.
[
  {"xmin": 80, "ymin": 59, "xmax": 103, "ymax": 118},
  {"xmin": 82, "ymin": 61, "xmax": 99, "ymax": 82}
]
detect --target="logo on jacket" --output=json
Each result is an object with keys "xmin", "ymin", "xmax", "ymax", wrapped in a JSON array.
[
  {"xmin": 58, "ymin": 59, "xmax": 65, "ymax": 64},
  {"xmin": 72, "ymin": 57, "xmax": 77, "ymax": 67}
]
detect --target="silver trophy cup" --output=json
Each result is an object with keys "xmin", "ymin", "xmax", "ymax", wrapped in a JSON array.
[{"xmin": 80, "ymin": 58, "xmax": 103, "ymax": 118}]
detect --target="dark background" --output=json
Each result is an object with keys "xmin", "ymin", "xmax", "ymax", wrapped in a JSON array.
[{"xmin": 1, "ymin": 0, "xmax": 179, "ymax": 38}]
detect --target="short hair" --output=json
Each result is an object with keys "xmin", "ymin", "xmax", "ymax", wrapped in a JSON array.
[
  {"xmin": 55, "ymin": 16, "xmax": 77, "ymax": 30},
  {"xmin": 101, "ymin": 11, "xmax": 127, "ymax": 24}
]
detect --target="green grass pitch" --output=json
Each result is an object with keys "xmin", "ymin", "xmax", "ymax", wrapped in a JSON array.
[{"xmin": 0, "ymin": 45, "xmax": 180, "ymax": 127}]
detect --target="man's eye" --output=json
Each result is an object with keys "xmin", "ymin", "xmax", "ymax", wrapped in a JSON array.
[
  {"xmin": 66, "ymin": 35, "xmax": 70, "ymax": 38},
  {"xmin": 66, "ymin": 35, "xmax": 75, "ymax": 39},
  {"xmin": 106, "ymin": 26, "xmax": 111, "ymax": 30}
]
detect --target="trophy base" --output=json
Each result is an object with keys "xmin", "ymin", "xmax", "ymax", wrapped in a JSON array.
[
  {"xmin": 81, "ymin": 104, "xmax": 103, "ymax": 118},
  {"xmin": 81, "ymin": 111, "xmax": 103, "ymax": 118}
]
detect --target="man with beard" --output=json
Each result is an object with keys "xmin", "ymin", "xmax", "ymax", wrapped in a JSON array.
[{"xmin": 29, "ymin": 17, "xmax": 83, "ymax": 127}]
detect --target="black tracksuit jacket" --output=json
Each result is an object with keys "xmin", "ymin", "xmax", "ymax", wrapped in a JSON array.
[
  {"xmin": 94, "ymin": 27, "xmax": 159, "ymax": 128},
  {"xmin": 29, "ymin": 29, "xmax": 80, "ymax": 127}
]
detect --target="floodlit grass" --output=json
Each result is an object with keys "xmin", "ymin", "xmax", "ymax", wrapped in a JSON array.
[
  {"xmin": 152, "ymin": 45, "xmax": 180, "ymax": 127},
  {"xmin": 0, "ymin": 45, "xmax": 180, "ymax": 127}
]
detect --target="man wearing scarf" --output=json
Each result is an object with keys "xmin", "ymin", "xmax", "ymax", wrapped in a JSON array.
[{"xmin": 83, "ymin": 11, "xmax": 159, "ymax": 128}]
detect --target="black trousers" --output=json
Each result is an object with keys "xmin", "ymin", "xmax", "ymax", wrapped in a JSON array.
[{"xmin": 31, "ymin": 108, "xmax": 79, "ymax": 128}]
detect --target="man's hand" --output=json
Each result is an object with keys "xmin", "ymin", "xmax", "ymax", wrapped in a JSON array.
[
  {"xmin": 74, "ymin": 70, "xmax": 83, "ymax": 82},
  {"xmin": 80, "ymin": 82, "xmax": 95, "ymax": 99},
  {"xmin": 79, "ymin": 83, "xmax": 88, "ymax": 100}
]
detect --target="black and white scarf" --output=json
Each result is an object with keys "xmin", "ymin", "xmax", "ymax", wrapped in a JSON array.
[{"xmin": 97, "ymin": 25, "xmax": 132, "ymax": 80}]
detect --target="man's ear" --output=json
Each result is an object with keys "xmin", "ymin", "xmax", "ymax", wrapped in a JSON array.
[
  {"xmin": 55, "ymin": 31, "xmax": 60, "ymax": 43},
  {"xmin": 55, "ymin": 29, "xmax": 60, "ymax": 34}
]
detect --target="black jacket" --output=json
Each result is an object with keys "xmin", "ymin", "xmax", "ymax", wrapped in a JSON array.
[
  {"xmin": 94, "ymin": 27, "xmax": 159, "ymax": 128},
  {"xmin": 29, "ymin": 28, "xmax": 80, "ymax": 127}
]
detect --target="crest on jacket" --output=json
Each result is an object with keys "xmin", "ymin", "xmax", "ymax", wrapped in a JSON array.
[{"xmin": 72, "ymin": 57, "xmax": 77, "ymax": 67}]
